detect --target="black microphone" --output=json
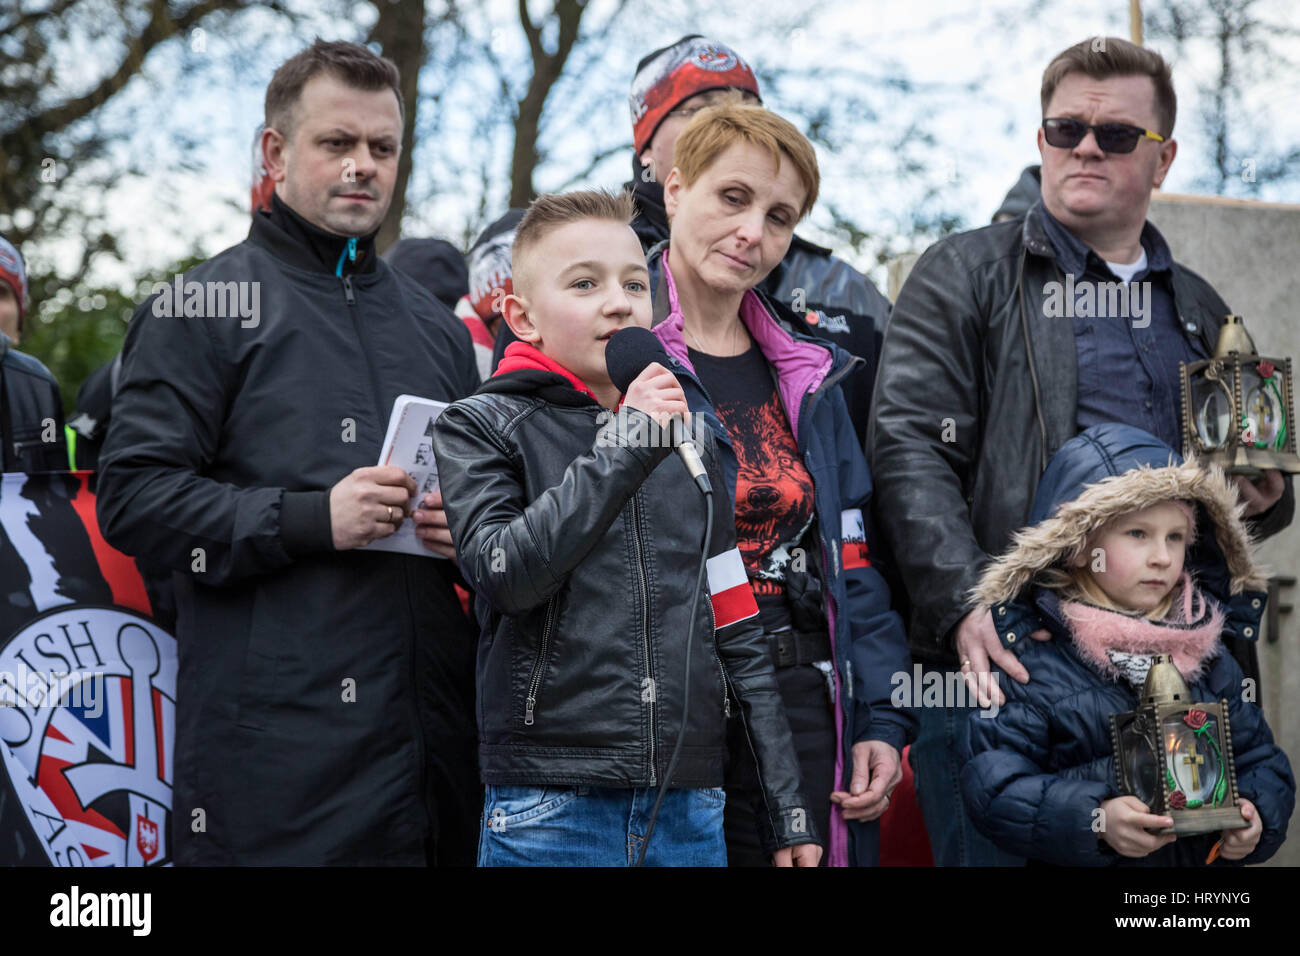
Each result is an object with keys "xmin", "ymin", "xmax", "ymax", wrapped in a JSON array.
[{"xmin": 605, "ymin": 327, "xmax": 712, "ymax": 495}]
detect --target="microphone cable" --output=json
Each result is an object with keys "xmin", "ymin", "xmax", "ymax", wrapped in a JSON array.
[{"xmin": 635, "ymin": 488, "xmax": 713, "ymax": 866}]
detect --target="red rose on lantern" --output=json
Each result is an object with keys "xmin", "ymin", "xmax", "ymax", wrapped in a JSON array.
[
  {"xmin": 1184, "ymin": 710, "xmax": 1208, "ymax": 730},
  {"xmin": 1168, "ymin": 790, "xmax": 1187, "ymax": 810},
  {"xmin": 1258, "ymin": 361, "xmax": 1276, "ymax": 380}
]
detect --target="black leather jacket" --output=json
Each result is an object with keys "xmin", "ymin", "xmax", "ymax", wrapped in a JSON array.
[
  {"xmin": 869, "ymin": 204, "xmax": 1293, "ymax": 666},
  {"xmin": 0, "ymin": 331, "xmax": 66, "ymax": 473},
  {"xmin": 431, "ymin": 366, "xmax": 819, "ymax": 852}
]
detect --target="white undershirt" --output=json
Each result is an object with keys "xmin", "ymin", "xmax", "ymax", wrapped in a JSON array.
[{"xmin": 1104, "ymin": 246, "xmax": 1148, "ymax": 284}]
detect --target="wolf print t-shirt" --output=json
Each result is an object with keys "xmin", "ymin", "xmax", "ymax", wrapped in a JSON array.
[{"xmin": 689, "ymin": 345, "xmax": 815, "ymax": 617}]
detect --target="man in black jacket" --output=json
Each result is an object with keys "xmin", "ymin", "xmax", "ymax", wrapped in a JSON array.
[
  {"xmin": 97, "ymin": 40, "xmax": 481, "ymax": 865},
  {"xmin": 1, "ymin": 236, "xmax": 66, "ymax": 474},
  {"xmin": 868, "ymin": 36, "xmax": 1293, "ymax": 866}
]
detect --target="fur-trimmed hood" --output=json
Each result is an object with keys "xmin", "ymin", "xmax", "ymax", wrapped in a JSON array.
[{"xmin": 972, "ymin": 424, "xmax": 1266, "ymax": 609}]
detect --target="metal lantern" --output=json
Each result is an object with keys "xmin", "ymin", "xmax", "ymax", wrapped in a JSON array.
[
  {"xmin": 1179, "ymin": 314, "xmax": 1300, "ymax": 475},
  {"xmin": 1109, "ymin": 654, "xmax": 1248, "ymax": 837}
]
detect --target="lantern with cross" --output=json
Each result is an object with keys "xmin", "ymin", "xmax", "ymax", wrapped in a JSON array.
[
  {"xmin": 1179, "ymin": 314, "xmax": 1300, "ymax": 475},
  {"xmin": 1108, "ymin": 654, "xmax": 1248, "ymax": 836}
]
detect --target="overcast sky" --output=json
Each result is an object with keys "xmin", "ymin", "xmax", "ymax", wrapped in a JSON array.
[{"xmin": 45, "ymin": 0, "xmax": 1300, "ymax": 292}]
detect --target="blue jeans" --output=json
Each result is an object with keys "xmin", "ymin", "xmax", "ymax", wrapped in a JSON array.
[
  {"xmin": 477, "ymin": 785, "xmax": 728, "ymax": 867},
  {"xmin": 910, "ymin": 677, "xmax": 1024, "ymax": 867}
]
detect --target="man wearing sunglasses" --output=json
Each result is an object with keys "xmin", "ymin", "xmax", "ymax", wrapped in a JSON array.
[{"xmin": 869, "ymin": 36, "xmax": 1292, "ymax": 867}]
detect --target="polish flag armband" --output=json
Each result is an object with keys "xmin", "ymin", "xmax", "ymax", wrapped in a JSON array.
[
  {"xmin": 705, "ymin": 547, "xmax": 759, "ymax": 629},
  {"xmin": 841, "ymin": 508, "xmax": 871, "ymax": 570}
]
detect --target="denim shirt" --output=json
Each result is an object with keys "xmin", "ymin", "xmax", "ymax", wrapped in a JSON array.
[{"xmin": 1036, "ymin": 204, "xmax": 1206, "ymax": 451}]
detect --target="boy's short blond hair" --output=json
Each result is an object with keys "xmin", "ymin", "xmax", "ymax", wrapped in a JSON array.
[
  {"xmin": 511, "ymin": 189, "xmax": 639, "ymax": 295},
  {"xmin": 672, "ymin": 94, "xmax": 819, "ymax": 219}
]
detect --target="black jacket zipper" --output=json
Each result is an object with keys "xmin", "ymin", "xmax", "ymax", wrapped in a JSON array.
[
  {"xmin": 708, "ymin": 595, "xmax": 732, "ymax": 717},
  {"xmin": 792, "ymin": 352, "xmax": 859, "ymax": 722},
  {"xmin": 400, "ymin": 561, "xmax": 432, "ymax": 843},
  {"xmin": 339, "ymin": 271, "xmax": 431, "ymax": 840},
  {"xmin": 524, "ymin": 597, "xmax": 557, "ymax": 726},
  {"xmin": 628, "ymin": 491, "xmax": 657, "ymax": 784},
  {"xmin": 1016, "ymin": 251, "xmax": 1051, "ymax": 472},
  {"xmin": 807, "ymin": 354, "xmax": 859, "ymax": 408}
]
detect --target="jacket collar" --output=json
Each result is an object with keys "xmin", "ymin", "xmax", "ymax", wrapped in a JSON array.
[
  {"xmin": 1010, "ymin": 584, "xmax": 1225, "ymax": 687},
  {"xmin": 629, "ymin": 162, "xmax": 670, "ymax": 239},
  {"xmin": 997, "ymin": 588, "xmax": 1126, "ymax": 677},
  {"xmin": 248, "ymin": 193, "xmax": 380, "ymax": 276},
  {"xmin": 1015, "ymin": 201, "xmax": 1203, "ymax": 466},
  {"xmin": 1021, "ymin": 200, "xmax": 1055, "ymax": 259},
  {"xmin": 1061, "ymin": 579, "xmax": 1225, "ymax": 684},
  {"xmin": 479, "ymin": 341, "xmax": 601, "ymax": 407},
  {"xmin": 647, "ymin": 244, "xmax": 836, "ymax": 444},
  {"xmin": 1028, "ymin": 200, "xmax": 1174, "ymax": 278}
]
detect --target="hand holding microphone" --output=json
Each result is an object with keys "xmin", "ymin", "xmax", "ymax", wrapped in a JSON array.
[
  {"xmin": 606, "ymin": 327, "xmax": 711, "ymax": 495},
  {"xmin": 623, "ymin": 363, "xmax": 689, "ymax": 431}
]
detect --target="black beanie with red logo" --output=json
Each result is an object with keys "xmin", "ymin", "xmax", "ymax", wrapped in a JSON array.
[{"xmin": 628, "ymin": 35, "xmax": 761, "ymax": 156}]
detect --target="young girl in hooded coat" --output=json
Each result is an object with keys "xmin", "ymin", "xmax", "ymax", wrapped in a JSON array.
[{"xmin": 959, "ymin": 423, "xmax": 1294, "ymax": 866}]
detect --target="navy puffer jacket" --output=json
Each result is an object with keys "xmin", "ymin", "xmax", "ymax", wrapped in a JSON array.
[{"xmin": 959, "ymin": 424, "xmax": 1294, "ymax": 866}]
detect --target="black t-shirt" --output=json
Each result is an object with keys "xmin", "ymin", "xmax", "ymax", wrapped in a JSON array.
[{"xmin": 689, "ymin": 345, "xmax": 815, "ymax": 631}]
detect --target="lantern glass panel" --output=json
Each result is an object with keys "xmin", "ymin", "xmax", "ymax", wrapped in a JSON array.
[
  {"xmin": 1119, "ymin": 720, "xmax": 1158, "ymax": 805},
  {"xmin": 1163, "ymin": 715, "xmax": 1221, "ymax": 806},
  {"xmin": 1241, "ymin": 365, "xmax": 1284, "ymax": 449},
  {"xmin": 1190, "ymin": 376, "xmax": 1233, "ymax": 450}
]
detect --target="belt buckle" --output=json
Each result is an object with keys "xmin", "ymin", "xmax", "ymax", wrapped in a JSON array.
[{"xmin": 771, "ymin": 628, "xmax": 797, "ymax": 668}]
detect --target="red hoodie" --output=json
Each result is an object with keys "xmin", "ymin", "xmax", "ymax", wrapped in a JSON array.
[{"xmin": 494, "ymin": 341, "xmax": 599, "ymax": 402}]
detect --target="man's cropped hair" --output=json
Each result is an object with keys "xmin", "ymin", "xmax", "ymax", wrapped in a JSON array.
[
  {"xmin": 1042, "ymin": 36, "xmax": 1176, "ymax": 138},
  {"xmin": 265, "ymin": 38, "xmax": 404, "ymax": 139}
]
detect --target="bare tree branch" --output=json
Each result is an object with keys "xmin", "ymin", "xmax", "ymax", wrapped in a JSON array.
[
  {"xmin": 15, "ymin": 0, "xmax": 249, "ymax": 145},
  {"xmin": 0, "ymin": 0, "xmax": 82, "ymax": 35},
  {"xmin": 509, "ymin": 0, "xmax": 588, "ymax": 205},
  {"xmin": 551, "ymin": 142, "xmax": 628, "ymax": 190},
  {"xmin": 368, "ymin": 0, "xmax": 427, "ymax": 251}
]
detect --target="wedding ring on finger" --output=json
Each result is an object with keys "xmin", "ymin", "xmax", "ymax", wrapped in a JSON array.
[{"xmin": 387, "ymin": 505, "xmax": 394, "ymax": 523}]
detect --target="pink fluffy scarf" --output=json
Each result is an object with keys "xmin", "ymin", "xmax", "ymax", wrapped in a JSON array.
[{"xmin": 1060, "ymin": 574, "xmax": 1225, "ymax": 684}]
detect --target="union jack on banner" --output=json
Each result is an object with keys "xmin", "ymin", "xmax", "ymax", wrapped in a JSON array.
[{"xmin": 0, "ymin": 471, "xmax": 177, "ymax": 867}]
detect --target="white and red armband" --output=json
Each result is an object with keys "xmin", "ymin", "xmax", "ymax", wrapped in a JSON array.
[
  {"xmin": 840, "ymin": 508, "xmax": 871, "ymax": 570},
  {"xmin": 705, "ymin": 547, "xmax": 759, "ymax": 629}
]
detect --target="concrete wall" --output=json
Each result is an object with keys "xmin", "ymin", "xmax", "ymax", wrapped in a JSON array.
[{"xmin": 1148, "ymin": 193, "xmax": 1300, "ymax": 865}]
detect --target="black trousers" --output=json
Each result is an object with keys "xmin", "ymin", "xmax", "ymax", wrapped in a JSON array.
[{"xmin": 723, "ymin": 662, "xmax": 836, "ymax": 866}]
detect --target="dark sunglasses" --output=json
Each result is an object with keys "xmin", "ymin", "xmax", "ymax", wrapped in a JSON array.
[{"xmin": 1042, "ymin": 117, "xmax": 1166, "ymax": 154}]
